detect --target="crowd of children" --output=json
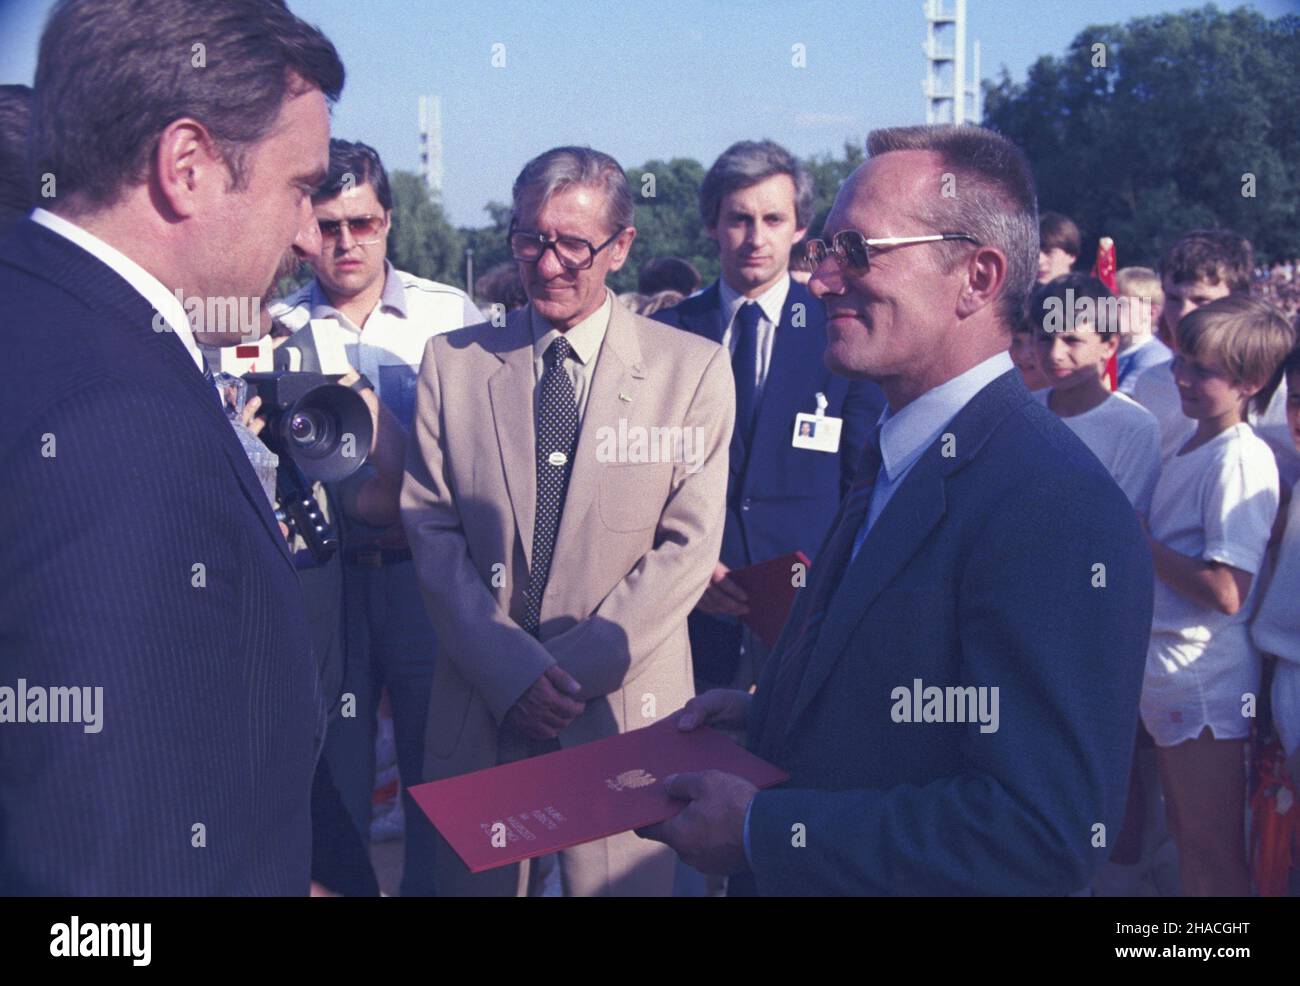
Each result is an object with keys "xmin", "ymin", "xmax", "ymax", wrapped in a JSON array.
[{"xmin": 1018, "ymin": 224, "xmax": 1300, "ymax": 897}]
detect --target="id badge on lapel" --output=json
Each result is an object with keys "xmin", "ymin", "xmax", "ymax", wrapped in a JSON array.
[{"xmin": 792, "ymin": 391, "xmax": 841, "ymax": 453}]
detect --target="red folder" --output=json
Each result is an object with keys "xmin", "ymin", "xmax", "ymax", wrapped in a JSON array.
[
  {"xmin": 408, "ymin": 714, "xmax": 788, "ymax": 874},
  {"xmin": 728, "ymin": 551, "xmax": 812, "ymax": 650}
]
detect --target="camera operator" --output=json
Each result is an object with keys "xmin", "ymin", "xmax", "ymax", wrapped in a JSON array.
[{"xmin": 270, "ymin": 139, "xmax": 483, "ymax": 896}]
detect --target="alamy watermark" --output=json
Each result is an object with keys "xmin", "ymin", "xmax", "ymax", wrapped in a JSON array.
[
  {"xmin": 595, "ymin": 419, "xmax": 707, "ymax": 473},
  {"xmin": 0, "ymin": 679, "xmax": 103, "ymax": 734},
  {"xmin": 152, "ymin": 289, "xmax": 261, "ymax": 343},
  {"xmin": 890, "ymin": 678, "xmax": 999, "ymax": 734}
]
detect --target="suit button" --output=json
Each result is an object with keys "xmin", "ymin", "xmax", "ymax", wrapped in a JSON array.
[{"xmin": 741, "ymin": 498, "xmax": 751, "ymax": 511}]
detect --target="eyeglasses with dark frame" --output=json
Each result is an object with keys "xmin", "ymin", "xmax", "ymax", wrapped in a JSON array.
[
  {"xmin": 805, "ymin": 229, "xmax": 981, "ymax": 273},
  {"xmin": 318, "ymin": 214, "xmax": 387, "ymax": 246},
  {"xmin": 508, "ymin": 221, "xmax": 626, "ymax": 271}
]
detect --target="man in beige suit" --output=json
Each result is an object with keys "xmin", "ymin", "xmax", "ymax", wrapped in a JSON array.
[{"xmin": 400, "ymin": 146, "xmax": 734, "ymax": 896}]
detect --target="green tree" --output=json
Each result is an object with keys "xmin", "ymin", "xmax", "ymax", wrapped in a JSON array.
[
  {"xmin": 387, "ymin": 170, "xmax": 466, "ymax": 287},
  {"xmin": 984, "ymin": 5, "xmax": 1300, "ymax": 266},
  {"xmin": 621, "ymin": 157, "xmax": 715, "ymax": 294}
]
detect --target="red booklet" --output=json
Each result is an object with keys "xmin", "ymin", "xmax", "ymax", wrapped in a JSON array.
[
  {"xmin": 408, "ymin": 714, "xmax": 788, "ymax": 874},
  {"xmin": 728, "ymin": 551, "xmax": 812, "ymax": 650}
]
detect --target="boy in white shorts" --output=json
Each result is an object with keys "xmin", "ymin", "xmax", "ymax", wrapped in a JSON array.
[{"xmin": 1140, "ymin": 295, "xmax": 1295, "ymax": 895}]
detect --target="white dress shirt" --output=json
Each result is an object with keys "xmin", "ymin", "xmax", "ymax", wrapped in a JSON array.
[{"xmin": 31, "ymin": 207, "xmax": 204, "ymax": 371}]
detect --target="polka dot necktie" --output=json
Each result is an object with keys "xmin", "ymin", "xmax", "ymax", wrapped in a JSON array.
[{"xmin": 523, "ymin": 336, "xmax": 579, "ymax": 637}]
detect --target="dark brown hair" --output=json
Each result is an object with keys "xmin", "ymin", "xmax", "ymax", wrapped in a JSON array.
[
  {"xmin": 32, "ymin": 0, "xmax": 344, "ymax": 213},
  {"xmin": 0, "ymin": 84, "xmax": 33, "ymax": 230},
  {"xmin": 1159, "ymin": 229, "xmax": 1254, "ymax": 294},
  {"xmin": 1039, "ymin": 212, "xmax": 1081, "ymax": 258}
]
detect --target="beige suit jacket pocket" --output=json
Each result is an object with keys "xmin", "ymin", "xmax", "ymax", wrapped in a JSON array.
[{"xmin": 598, "ymin": 462, "xmax": 675, "ymax": 532}]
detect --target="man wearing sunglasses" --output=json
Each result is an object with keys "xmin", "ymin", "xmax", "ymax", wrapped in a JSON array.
[
  {"xmin": 401, "ymin": 146, "xmax": 733, "ymax": 896},
  {"xmin": 273, "ymin": 139, "xmax": 482, "ymax": 897},
  {"xmin": 642, "ymin": 125, "xmax": 1154, "ymax": 896}
]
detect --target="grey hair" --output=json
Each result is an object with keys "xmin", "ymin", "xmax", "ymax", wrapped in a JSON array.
[
  {"xmin": 700, "ymin": 139, "xmax": 814, "ymax": 230},
  {"xmin": 511, "ymin": 146, "xmax": 634, "ymax": 236},
  {"xmin": 865, "ymin": 125, "xmax": 1039, "ymax": 329}
]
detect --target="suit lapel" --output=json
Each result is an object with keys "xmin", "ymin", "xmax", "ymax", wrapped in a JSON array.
[
  {"xmin": 549, "ymin": 301, "xmax": 646, "ymax": 577},
  {"xmin": 781, "ymin": 368, "xmax": 1029, "ymax": 736},
  {"xmin": 9, "ymin": 222, "xmax": 299, "ymax": 571},
  {"xmin": 487, "ymin": 308, "xmax": 538, "ymax": 566}
]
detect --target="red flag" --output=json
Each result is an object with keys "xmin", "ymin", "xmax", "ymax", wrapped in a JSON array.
[{"xmin": 1092, "ymin": 237, "xmax": 1119, "ymax": 389}]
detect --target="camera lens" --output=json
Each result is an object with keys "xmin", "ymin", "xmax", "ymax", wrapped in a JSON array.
[{"xmin": 289, "ymin": 410, "xmax": 327, "ymax": 447}]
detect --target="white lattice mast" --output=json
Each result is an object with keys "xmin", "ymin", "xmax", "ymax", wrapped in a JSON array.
[
  {"xmin": 922, "ymin": 0, "xmax": 980, "ymax": 125},
  {"xmin": 418, "ymin": 95, "xmax": 443, "ymax": 200}
]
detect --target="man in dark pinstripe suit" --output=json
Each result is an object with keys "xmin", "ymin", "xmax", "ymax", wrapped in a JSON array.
[{"xmin": 0, "ymin": 0, "xmax": 345, "ymax": 895}]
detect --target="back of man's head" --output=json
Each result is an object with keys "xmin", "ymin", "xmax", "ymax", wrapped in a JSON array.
[
  {"xmin": 1160, "ymin": 229, "xmax": 1254, "ymax": 294},
  {"xmin": 638, "ymin": 257, "xmax": 700, "ymax": 297},
  {"xmin": 0, "ymin": 84, "xmax": 33, "ymax": 234},
  {"xmin": 699, "ymin": 139, "xmax": 814, "ymax": 231},
  {"xmin": 864, "ymin": 124, "xmax": 1039, "ymax": 329},
  {"xmin": 314, "ymin": 139, "xmax": 391, "ymax": 210},
  {"xmin": 32, "ymin": 0, "xmax": 344, "ymax": 216}
]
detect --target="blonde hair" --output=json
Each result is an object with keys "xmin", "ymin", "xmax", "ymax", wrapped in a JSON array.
[
  {"xmin": 1115, "ymin": 266, "xmax": 1163, "ymax": 302},
  {"xmin": 1176, "ymin": 296, "xmax": 1295, "ymax": 409}
]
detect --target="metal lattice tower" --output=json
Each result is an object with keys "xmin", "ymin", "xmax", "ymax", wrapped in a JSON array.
[
  {"xmin": 418, "ymin": 95, "xmax": 443, "ymax": 199},
  {"xmin": 922, "ymin": 0, "xmax": 981, "ymax": 125}
]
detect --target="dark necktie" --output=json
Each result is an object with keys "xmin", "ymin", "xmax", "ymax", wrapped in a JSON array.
[
  {"xmin": 523, "ymin": 336, "xmax": 579, "ymax": 637},
  {"xmin": 757, "ymin": 423, "xmax": 884, "ymax": 756},
  {"xmin": 200, "ymin": 359, "xmax": 225, "ymax": 412},
  {"xmin": 732, "ymin": 302, "xmax": 762, "ymax": 441}
]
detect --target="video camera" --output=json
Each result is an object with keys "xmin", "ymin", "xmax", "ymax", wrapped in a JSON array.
[{"xmin": 219, "ymin": 329, "xmax": 374, "ymax": 564}]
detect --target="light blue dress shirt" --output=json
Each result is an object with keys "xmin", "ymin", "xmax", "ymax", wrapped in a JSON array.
[{"xmin": 742, "ymin": 349, "xmax": 1014, "ymax": 867}]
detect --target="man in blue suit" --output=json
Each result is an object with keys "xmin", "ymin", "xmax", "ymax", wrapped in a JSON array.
[
  {"xmin": 0, "ymin": 0, "xmax": 344, "ymax": 895},
  {"xmin": 654, "ymin": 141, "xmax": 883, "ymax": 690},
  {"xmin": 641, "ymin": 125, "xmax": 1154, "ymax": 895}
]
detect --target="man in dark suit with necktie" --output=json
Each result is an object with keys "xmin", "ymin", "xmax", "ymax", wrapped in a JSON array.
[
  {"xmin": 641, "ymin": 125, "xmax": 1154, "ymax": 895},
  {"xmin": 654, "ymin": 140, "xmax": 883, "ymax": 690},
  {"xmin": 0, "ymin": 0, "xmax": 344, "ymax": 895}
]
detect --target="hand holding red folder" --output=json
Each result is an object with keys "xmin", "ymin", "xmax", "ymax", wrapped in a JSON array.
[
  {"xmin": 409, "ymin": 711, "xmax": 786, "ymax": 874},
  {"xmin": 727, "ymin": 551, "xmax": 812, "ymax": 650}
]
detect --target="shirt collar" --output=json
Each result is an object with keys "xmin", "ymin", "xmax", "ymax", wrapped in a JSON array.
[
  {"xmin": 307, "ymin": 259, "xmax": 407, "ymax": 328},
  {"xmin": 31, "ymin": 207, "xmax": 204, "ymax": 371},
  {"xmin": 531, "ymin": 290, "xmax": 612, "ymax": 367},
  {"xmin": 718, "ymin": 272, "xmax": 791, "ymax": 330},
  {"xmin": 877, "ymin": 351, "xmax": 1014, "ymax": 481}
]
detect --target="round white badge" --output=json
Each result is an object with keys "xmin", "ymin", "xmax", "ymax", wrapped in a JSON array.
[{"xmin": 548, "ymin": 451, "xmax": 568, "ymax": 467}]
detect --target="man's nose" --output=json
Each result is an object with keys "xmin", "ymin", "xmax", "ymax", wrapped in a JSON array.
[
  {"xmin": 807, "ymin": 258, "xmax": 841, "ymax": 299},
  {"xmin": 294, "ymin": 201, "xmax": 322, "ymax": 262},
  {"xmin": 536, "ymin": 245, "xmax": 567, "ymax": 279}
]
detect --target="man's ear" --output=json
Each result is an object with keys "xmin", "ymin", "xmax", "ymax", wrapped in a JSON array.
[
  {"xmin": 956, "ymin": 245, "xmax": 1007, "ymax": 319},
  {"xmin": 153, "ymin": 117, "xmax": 227, "ymax": 219},
  {"xmin": 607, "ymin": 226, "xmax": 637, "ymax": 273}
]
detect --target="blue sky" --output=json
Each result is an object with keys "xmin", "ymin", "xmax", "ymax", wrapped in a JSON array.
[{"xmin": 1, "ymin": 0, "xmax": 1293, "ymax": 227}]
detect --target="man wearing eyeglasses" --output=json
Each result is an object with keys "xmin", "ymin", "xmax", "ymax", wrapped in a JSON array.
[
  {"xmin": 272, "ymin": 139, "xmax": 482, "ymax": 897},
  {"xmin": 640, "ymin": 126, "xmax": 1154, "ymax": 896},
  {"xmin": 401, "ymin": 146, "xmax": 733, "ymax": 896}
]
